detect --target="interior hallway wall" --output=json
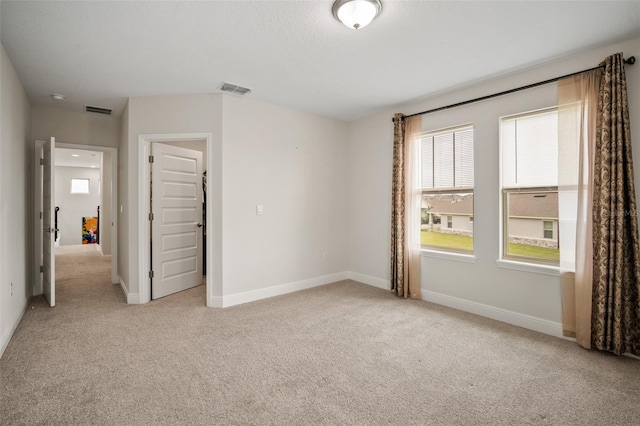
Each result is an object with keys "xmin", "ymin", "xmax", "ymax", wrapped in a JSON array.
[
  {"xmin": 100, "ymin": 151, "xmax": 112, "ymax": 255},
  {"xmin": 32, "ymin": 106, "xmax": 120, "ymax": 148},
  {"xmin": 118, "ymin": 102, "xmax": 129, "ymax": 293},
  {"xmin": 31, "ymin": 105, "xmax": 121, "ymax": 280},
  {"xmin": 0, "ymin": 44, "xmax": 31, "ymax": 357},
  {"xmin": 122, "ymin": 94, "xmax": 223, "ymax": 301},
  {"xmin": 121, "ymin": 93, "xmax": 349, "ymax": 305}
]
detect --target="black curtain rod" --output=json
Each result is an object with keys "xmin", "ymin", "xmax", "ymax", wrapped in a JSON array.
[{"xmin": 394, "ymin": 56, "xmax": 636, "ymax": 122}]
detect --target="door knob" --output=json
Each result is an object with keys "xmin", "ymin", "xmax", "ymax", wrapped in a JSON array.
[{"xmin": 196, "ymin": 223, "xmax": 203, "ymax": 228}]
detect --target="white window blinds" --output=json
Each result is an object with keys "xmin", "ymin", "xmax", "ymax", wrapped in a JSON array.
[
  {"xmin": 420, "ymin": 126, "xmax": 474, "ymax": 189},
  {"xmin": 501, "ymin": 109, "xmax": 558, "ymax": 188}
]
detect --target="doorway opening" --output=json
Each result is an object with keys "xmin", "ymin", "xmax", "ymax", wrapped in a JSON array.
[
  {"xmin": 138, "ymin": 133, "xmax": 214, "ymax": 305},
  {"xmin": 150, "ymin": 141, "xmax": 206, "ymax": 299},
  {"xmin": 33, "ymin": 141, "xmax": 119, "ymax": 302}
]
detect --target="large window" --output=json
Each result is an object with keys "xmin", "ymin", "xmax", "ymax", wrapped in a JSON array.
[
  {"xmin": 419, "ymin": 125, "xmax": 474, "ymax": 253},
  {"xmin": 500, "ymin": 108, "xmax": 559, "ymax": 264}
]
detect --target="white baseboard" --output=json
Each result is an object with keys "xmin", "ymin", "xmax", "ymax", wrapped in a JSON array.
[
  {"xmin": 422, "ymin": 289, "xmax": 564, "ymax": 338},
  {"xmin": 348, "ymin": 272, "xmax": 563, "ymax": 338},
  {"xmin": 217, "ymin": 271, "xmax": 349, "ymax": 308},
  {"xmin": 0, "ymin": 300, "xmax": 27, "ymax": 359},
  {"xmin": 118, "ymin": 277, "xmax": 140, "ymax": 304},
  {"xmin": 347, "ymin": 272, "xmax": 389, "ymax": 290},
  {"xmin": 208, "ymin": 296, "xmax": 224, "ymax": 308}
]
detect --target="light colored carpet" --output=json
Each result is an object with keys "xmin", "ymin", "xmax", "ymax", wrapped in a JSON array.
[{"xmin": 1, "ymin": 245, "xmax": 639, "ymax": 425}]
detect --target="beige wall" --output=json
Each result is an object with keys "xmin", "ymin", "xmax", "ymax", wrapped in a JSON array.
[
  {"xmin": 100, "ymin": 151, "xmax": 112, "ymax": 255},
  {"xmin": 0, "ymin": 44, "xmax": 31, "ymax": 357},
  {"xmin": 32, "ymin": 106, "xmax": 119, "ymax": 257},
  {"xmin": 122, "ymin": 94, "xmax": 223, "ymax": 299},
  {"xmin": 118, "ymin": 102, "xmax": 129, "ymax": 291},
  {"xmin": 347, "ymin": 36, "xmax": 640, "ymax": 333},
  {"xmin": 509, "ymin": 218, "xmax": 557, "ymax": 241},
  {"xmin": 221, "ymin": 95, "xmax": 349, "ymax": 296},
  {"xmin": 32, "ymin": 106, "xmax": 120, "ymax": 148},
  {"xmin": 451, "ymin": 215, "xmax": 473, "ymax": 233},
  {"xmin": 120, "ymin": 93, "xmax": 349, "ymax": 304}
]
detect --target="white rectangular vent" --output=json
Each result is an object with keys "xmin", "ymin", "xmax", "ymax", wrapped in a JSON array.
[{"xmin": 220, "ymin": 82, "xmax": 251, "ymax": 96}]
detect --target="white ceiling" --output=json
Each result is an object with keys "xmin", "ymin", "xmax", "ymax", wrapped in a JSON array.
[
  {"xmin": 1, "ymin": 1, "xmax": 639, "ymax": 122},
  {"xmin": 56, "ymin": 148, "xmax": 101, "ymax": 169}
]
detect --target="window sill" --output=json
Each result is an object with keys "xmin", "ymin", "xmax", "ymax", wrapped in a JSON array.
[
  {"xmin": 421, "ymin": 249, "xmax": 476, "ymax": 264},
  {"xmin": 496, "ymin": 259, "xmax": 559, "ymax": 276}
]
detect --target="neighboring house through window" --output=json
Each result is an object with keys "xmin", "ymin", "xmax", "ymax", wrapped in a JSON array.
[
  {"xmin": 419, "ymin": 125, "xmax": 474, "ymax": 253},
  {"xmin": 500, "ymin": 108, "xmax": 559, "ymax": 264},
  {"xmin": 543, "ymin": 220, "xmax": 554, "ymax": 239}
]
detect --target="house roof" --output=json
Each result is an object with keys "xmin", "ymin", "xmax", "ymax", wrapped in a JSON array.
[
  {"xmin": 1, "ymin": 2, "xmax": 639, "ymax": 120},
  {"xmin": 424, "ymin": 195, "xmax": 473, "ymax": 216},
  {"xmin": 423, "ymin": 192, "xmax": 558, "ymax": 219},
  {"xmin": 508, "ymin": 192, "xmax": 558, "ymax": 219}
]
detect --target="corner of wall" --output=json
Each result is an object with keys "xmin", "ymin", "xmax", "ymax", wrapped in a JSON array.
[
  {"xmin": 0, "ymin": 299, "xmax": 28, "ymax": 359},
  {"xmin": 347, "ymin": 271, "xmax": 389, "ymax": 290},
  {"xmin": 220, "ymin": 271, "xmax": 349, "ymax": 308},
  {"xmin": 118, "ymin": 277, "xmax": 139, "ymax": 304}
]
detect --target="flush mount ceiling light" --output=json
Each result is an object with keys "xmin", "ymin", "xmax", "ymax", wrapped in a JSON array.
[
  {"xmin": 51, "ymin": 94, "xmax": 65, "ymax": 101},
  {"xmin": 332, "ymin": 0, "xmax": 382, "ymax": 30}
]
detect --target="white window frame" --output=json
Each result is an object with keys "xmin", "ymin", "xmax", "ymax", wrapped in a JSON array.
[
  {"xmin": 501, "ymin": 187, "xmax": 559, "ymax": 266},
  {"xmin": 499, "ymin": 107, "xmax": 559, "ymax": 267},
  {"xmin": 419, "ymin": 124, "xmax": 474, "ymax": 255}
]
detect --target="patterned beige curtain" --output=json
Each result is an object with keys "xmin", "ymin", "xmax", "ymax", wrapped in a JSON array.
[
  {"xmin": 558, "ymin": 69, "xmax": 601, "ymax": 347},
  {"xmin": 592, "ymin": 53, "xmax": 640, "ymax": 355},
  {"xmin": 390, "ymin": 114, "xmax": 421, "ymax": 299}
]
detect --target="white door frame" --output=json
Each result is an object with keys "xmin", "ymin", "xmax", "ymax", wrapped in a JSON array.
[
  {"xmin": 33, "ymin": 141, "xmax": 119, "ymax": 293},
  {"xmin": 33, "ymin": 140, "xmax": 45, "ymax": 296},
  {"xmin": 138, "ymin": 133, "xmax": 213, "ymax": 305}
]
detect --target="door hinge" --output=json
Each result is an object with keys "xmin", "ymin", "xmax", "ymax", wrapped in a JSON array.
[
  {"xmin": 40, "ymin": 211, "xmax": 43, "ymax": 219},
  {"xmin": 39, "ymin": 158, "xmax": 44, "ymax": 166},
  {"xmin": 40, "ymin": 265, "xmax": 43, "ymax": 273},
  {"xmin": 148, "ymin": 213, "xmax": 154, "ymax": 221},
  {"xmin": 149, "ymin": 270, "xmax": 154, "ymax": 279},
  {"xmin": 149, "ymin": 155, "xmax": 154, "ymax": 163}
]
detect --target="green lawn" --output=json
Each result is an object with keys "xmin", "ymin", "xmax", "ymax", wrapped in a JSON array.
[
  {"xmin": 506, "ymin": 242, "xmax": 559, "ymax": 260},
  {"xmin": 421, "ymin": 230, "xmax": 473, "ymax": 250},
  {"xmin": 421, "ymin": 230, "xmax": 559, "ymax": 260}
]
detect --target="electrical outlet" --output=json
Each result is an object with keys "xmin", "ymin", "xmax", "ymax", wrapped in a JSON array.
[
  {"xmin": 256, "ymin": 205, "xmax": 264, "ymax": 215},
  {"xmin": 10, "ymin": 282, "xmax": 13, "ymax": 296},
  {"xmin": 323, "ymin": 252, "xmax": 328, "ymax": 261}
]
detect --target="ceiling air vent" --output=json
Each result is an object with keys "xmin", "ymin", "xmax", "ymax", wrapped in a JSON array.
[
  {"xmin": 85, "ymin": 105, "xmax": 112, "ymax": 115},
  {"xmin": 220, "ymin": 82, "xmax": 251, "ymax": 96}
]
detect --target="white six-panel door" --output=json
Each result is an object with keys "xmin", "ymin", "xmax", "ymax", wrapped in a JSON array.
[
  {"xmin": 151, "ymin": 143, "xmax": 203, "ymax": 299},
  {"xmin": 43, "ymin": 137, "xmax": 56, "ymax": 307}
]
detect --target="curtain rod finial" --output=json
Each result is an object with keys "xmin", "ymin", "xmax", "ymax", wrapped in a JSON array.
[{"xmin": 626, "ymin": 56, "xmax": 636, "ymax": 65}]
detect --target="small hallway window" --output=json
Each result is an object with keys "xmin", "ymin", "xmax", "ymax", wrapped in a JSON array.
[{"xmin": 70, "ymin": 178, "xmax": 90, "ymax": 194}]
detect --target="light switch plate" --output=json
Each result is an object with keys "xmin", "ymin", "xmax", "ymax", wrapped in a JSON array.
[{"xmin": 256, "ymin": 205, "xmax": 264, "ymax": 215}]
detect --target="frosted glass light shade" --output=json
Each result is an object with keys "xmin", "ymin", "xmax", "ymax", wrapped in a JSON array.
[{"xmin": 332, "ymin": 0, "xmax": 382, "ymax": 30}]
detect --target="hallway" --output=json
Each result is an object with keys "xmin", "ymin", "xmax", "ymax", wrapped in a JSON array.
[
  {"xmin": 54, "ymin": 244, "xmax": 123, "ymax": 305},
  {"xmin": 0, "ymin": 244, "xmax": 207, "ymax": 424}
]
